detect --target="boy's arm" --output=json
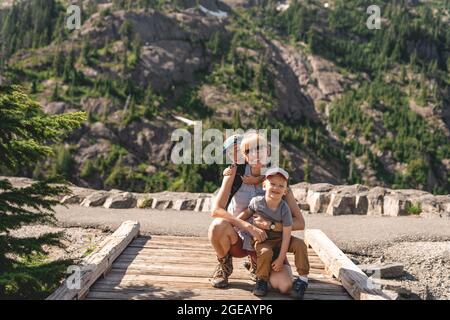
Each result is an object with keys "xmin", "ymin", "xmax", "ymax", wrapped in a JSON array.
[
  {"xmin": 278, "ymin": 225, "xmax": 292, "ymax": 260},
  {"xmin": 241, "ymin": 175, "xmax": 265, "ymax": 185}
]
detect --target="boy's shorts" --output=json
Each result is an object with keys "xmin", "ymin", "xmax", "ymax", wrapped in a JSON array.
[{"xmin": 229, "ymin": 237, "xmax": 290, "ymax": 266}]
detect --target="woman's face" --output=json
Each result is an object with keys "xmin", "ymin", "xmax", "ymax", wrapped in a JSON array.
[{"xmin": 242, "ymin": 141, "xmax": 269, "ymax": 166}]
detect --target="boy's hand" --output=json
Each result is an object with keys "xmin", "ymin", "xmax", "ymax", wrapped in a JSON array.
[
  {"xmin": 241, "ymin": 175, "xmax": 261, "ymax": 185},
  {"xmin": 271, "ymin": 257, "xmax": 284, "ymax": 272},
  {"xmin": 252, "ymin": 214, "xmax": 272, "ymax": 230}
]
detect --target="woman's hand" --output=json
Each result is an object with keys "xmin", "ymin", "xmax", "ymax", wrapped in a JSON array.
[
  {"xmin": 247, "ymin": 224, "xmax": 267, "ymax": 243},
  {"xmin": 222, "ymin": 165, "xmax": 237, "ymax": 177},
  {"xmin": 241, "ymin": 175, "xmax": 261, "ymax": 185},
  {"xmin": 252, "ymin": 214, "xmax": 271, "ymax": 230},
  {"xmin": 271, "ymin": 257, "xmax": 284, "ymax": 272}
]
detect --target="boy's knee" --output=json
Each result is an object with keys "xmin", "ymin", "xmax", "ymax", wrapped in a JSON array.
[
  {"xmin": 291, "ymin": 237, "xmax": 307, "ymax": 252},
  {"xmin": 279, "ymin": 283, "xmax": 292, "ymax": 295},
  {"xmin": 257, "ymin": 246, "xmax": 273, "ymax": 261}
]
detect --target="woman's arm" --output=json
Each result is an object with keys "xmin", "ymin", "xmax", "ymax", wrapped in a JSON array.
[
  {"xmin": 237, "ymin": 208, "xmax": 253, "ymax": 221},
  {"xmin": 284, "ymin": 187, "xmax": 305, "ymax": 231},
  {"xmin": 212, "ymin": 207, "xmax": 267, "ymax": 243},
  {"xmin": 212, "ymin": 165, "xmax": 237, "ymax": 212}
]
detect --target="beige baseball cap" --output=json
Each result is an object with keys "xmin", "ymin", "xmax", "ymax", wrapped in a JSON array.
[{"xmin": 264, "ymin": 167, "xmax": 289, "ymax": 180}]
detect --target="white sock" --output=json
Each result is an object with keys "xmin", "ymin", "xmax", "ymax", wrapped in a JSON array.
[{"xmin": 298, "ymin": 275, "xmax": 308, "ymax": 283}]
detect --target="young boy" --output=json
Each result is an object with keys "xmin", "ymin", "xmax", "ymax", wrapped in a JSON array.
[{"xmin": 238, "ymin": 167, "xmax": 310, "ymax": 299}]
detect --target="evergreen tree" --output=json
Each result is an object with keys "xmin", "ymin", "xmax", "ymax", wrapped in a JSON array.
[
  {"xmin": 52, "ymin": 50, "xmax": 65, "ymax": 77},
  {"xmin": 232, "ymin": 110, "xmax": 242, "ymax": 129},
  {"xmin": 51, "ymin": 83, "xmax": 59, "ymax": 101},
  {"xmin": 31, "ymin": 80, "xmax": 38, "ymax": 94},
  {"xmin": 0, "ymin": 85, "xmax": 85, "ymax": 298}
]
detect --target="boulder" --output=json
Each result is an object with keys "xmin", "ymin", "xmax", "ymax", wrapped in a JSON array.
[
  {"xmin": 416, "ymin": 194, "xmax": 440, "ymax": 217},
  {"xmin": 60, "ymin": 195, "xmax": 82, "ymax": 205},
  {"xmin": 334, "ymin": 184, "xmax": 369, "ymax": 194},
  {"xmin": 194, "ymin": 198, "xmax": 205, "ymax": 212},
  {"xmin": 290, "ymin": 182, "xmax": 310, "ymax": 203},
  {"xmin": 383, "ymin": 193, "xmax": 412, "ymax": 216},
  {"xmin": 103, "ymin": 192, "xmax": 137, "ymax": 209},
  {"xmin": 299, "ymin": 203, "xmax": 310, "ymax": 211},
  {"xmin": 355, "ymin": 193, "xmax": 369, "ymax": 215},
  {"xmin": 436, "ymin": 196, "xmax": 450, "ymax": 218},
  {"xmin": 326, "ymin": 193, "xmax": 355, "ymax": 215},
  {"xmin": 81, "ymin": 191, "xmax": 109, "ymax": 207},
  {"xmin": 201, "ymin": 197, "xmax": 212, "ymax": 212},
  {"xmin": 151, "ymin": 198, "xmax": 173, "ymax": 210},
  {"xmin": 306, "ymin": 183, "xmax": 334, "ymax": 213},
  {"xmin": 325, "ymin": 184, "xmax": 368, "ymax": 215},
  {"xmin": 367, "ymin": 187, "xmax": 387, "ymax": 216},
  {"xmin": 173, "ymin": 199, "xmax": 197, "ymax": 211}
]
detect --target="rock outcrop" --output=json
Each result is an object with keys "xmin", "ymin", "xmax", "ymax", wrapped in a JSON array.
[
  {"xmin": 290, "ymin": 183, "xmax": 450, "ymax": 218},
  {"xmin": 1, "ymin": 176, "xmax": 448, "ymax": 217}
]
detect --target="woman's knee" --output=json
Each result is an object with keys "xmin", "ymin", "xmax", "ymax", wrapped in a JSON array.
[{"xmin": 208, "ymin": 218, "xmax": 231, "ymax": 240}]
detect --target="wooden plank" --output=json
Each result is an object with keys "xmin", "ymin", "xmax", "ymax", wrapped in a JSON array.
[
  {"xmin": 118, "ymin": 251, "xmax": 323, "ymax": 262},
  {"xmin": 305, "ymin": 229, "xmax": 390, "ymax": 300},
  {"xmin": 86, "ymin": 288, "xmax": 351, "ymax": 300},
  {"xmin": 93, "ymin": 278, "xmax": 347, "ymax": 294},
  {"xmin": 46, "ymin": 221, "xmax": 140, "ymax": 300},
  {"xmin": 114, "ymin": 256, "xmax": 326, "ymax": 269},
  {"xmin": 109, "ymin": 268, "xmax": 338, "ymax": 285},
  {"xmin": 121, "ymin": 246, "xmax": 318, "ymax": 257},
  {"xmin": 90, "ymin": 284, "xmax": 348, "ymax": 298},
  {"xmin": 112, "ymin": 261, "xmax": 327, "ymax": 275},
  {"xmin": 101, "ymin": 270, "xmax": 343, "ymax": 285},
  {"xmin": 109, "ymin": 263, "xmax": 329, "ymax": 279},
  {"xmin": 93, "ymin": 273, "xmax": 345, "ymax": 288}
]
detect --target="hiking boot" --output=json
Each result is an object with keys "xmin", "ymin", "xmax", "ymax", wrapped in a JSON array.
[
  {"xmin": 243, "ymin": 256, "xmax": 257, "ymax": 282},
  {"xmin": 253, "ymin": 279, "xmax": 268, "ymax": 296},
  {"xmin": 210, "ymin": 254, "xmax": 233, "ymax": 288},
  {"xmin": 291, "ymin": 277, "xmax": 308, "ymax": 299}
]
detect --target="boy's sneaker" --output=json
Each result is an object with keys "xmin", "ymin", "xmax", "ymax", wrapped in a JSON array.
[
  {"xmin": 291, "ymin": 277, "xmax": 308, "ymax": 299},
  {"xmin": 253, "ymin": 279, "xmax": 268, "ymax": 296},
  {"xmin": 243, "ymin": 256, "xmax": 257, "ymax": 282},
  {"xmin": 211, "ymin": 254, "xmax": 233, "ymax": 288}
]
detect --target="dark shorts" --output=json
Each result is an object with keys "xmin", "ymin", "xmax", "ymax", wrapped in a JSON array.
[{"xmin": 229, "ymin": 236, "xmax": 290, "ymax": 266}]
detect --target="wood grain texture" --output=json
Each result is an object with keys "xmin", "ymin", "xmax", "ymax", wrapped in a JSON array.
[{"xmin": 84, "ymin": 234, "xmax": 353, "ymax": 300}]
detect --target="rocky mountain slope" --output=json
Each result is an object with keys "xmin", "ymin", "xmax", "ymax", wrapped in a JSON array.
[{"xmin": 1, "ymin": 0, "xmax": 449, "ymax": 194}]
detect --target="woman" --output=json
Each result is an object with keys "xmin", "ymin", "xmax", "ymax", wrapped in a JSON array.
[{"xmin": 208, "ymin": 132, "xmax": 306, "ymax": 294}]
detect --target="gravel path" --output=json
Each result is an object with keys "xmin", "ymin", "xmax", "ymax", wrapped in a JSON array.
[
  {"xmin": 53, "ymin": 205, "xmax": 450, "ymax": 252},
  {"xmin": 9, "ymin": 225, "xmax": 110, "ymax": 263}
]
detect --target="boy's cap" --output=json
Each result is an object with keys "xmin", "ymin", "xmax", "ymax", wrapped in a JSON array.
[
  {"xmin": 265, "ymin": 167, "xmax": 289, "ymax": 181},
  {"xmin": 223, "ymin": 134, "xmax": 243, "ymax": 154}
]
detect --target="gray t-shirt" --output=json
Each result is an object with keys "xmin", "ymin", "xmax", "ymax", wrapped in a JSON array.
[{"xmin": 248, "ymin": 195, "xmax": 293, "ymax": 227}]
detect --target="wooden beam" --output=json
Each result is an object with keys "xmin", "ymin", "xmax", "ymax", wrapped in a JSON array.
[
  {"xmin": 305, "ymin": 229, "xmax": 390, "ymax": 300},
  {"xmin": 46, "ymin": 220, "xmax": 140, "ymax": 300}
]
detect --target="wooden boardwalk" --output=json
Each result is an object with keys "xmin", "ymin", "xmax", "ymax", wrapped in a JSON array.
[
  {"xmin": 84, "ymin": 235, "xmax": 352, "ymax": 300},
  {"xmin": 48, "ymin": 221, "xmax": 389, "ymax": 300}
]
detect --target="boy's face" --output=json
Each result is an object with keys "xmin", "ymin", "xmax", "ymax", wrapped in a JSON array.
[{"xmin": 263, "ymin": 174, "xmax": 288, "ymax": 201}]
